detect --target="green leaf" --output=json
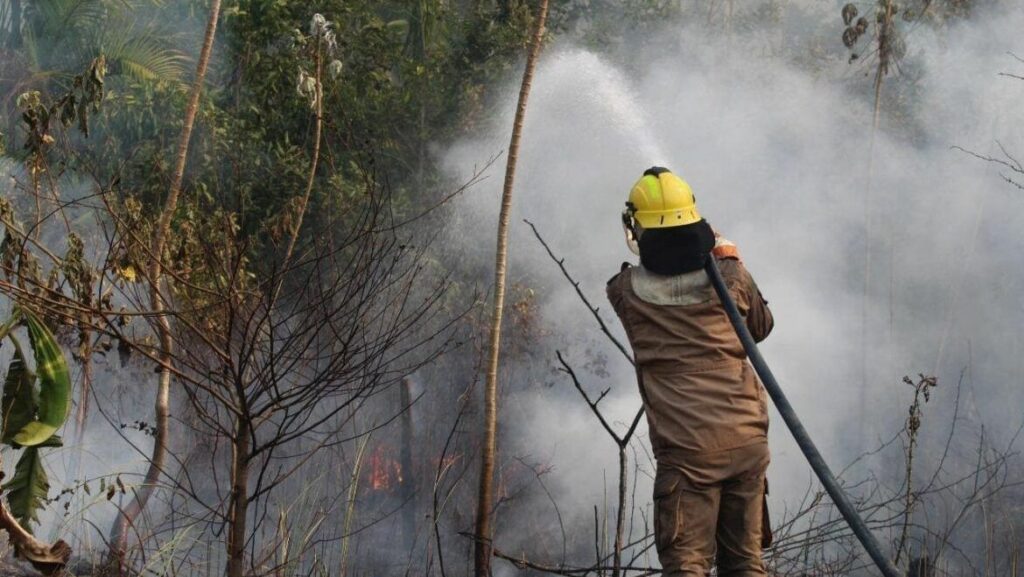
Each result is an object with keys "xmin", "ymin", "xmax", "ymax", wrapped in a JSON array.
[
  {"xmin": 1, "ymin": 337, "xmax": 38, "ymax": 445},
  {"xmin": 3, "ymin": 447, "xmax": 49, "ymax": 530},
  {"xmin": 12, "ymin": 311, "xmax": 71, "ymax": 447}
]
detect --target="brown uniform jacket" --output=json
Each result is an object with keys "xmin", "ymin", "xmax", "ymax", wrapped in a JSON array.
[{"xmin": 607, "ymin": 257, "xmax": 774, "ymax": 462}]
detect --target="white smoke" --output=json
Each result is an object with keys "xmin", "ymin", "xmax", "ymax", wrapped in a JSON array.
[{"xmin": 440, "ymin": 1, "xmax": 1024, "ymax": 570}]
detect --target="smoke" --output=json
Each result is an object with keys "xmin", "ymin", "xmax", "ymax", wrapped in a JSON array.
[
  {"xmin": 2, "ymin": 0, "xmax": 1022, "ymax": 572},
  {"xmin": 440, "ymin": 0, "xmax": 1024, "ymax": 569},
  {"xmin": 0, "ymin": 155, "xmax": 159, "ymax": 548}
]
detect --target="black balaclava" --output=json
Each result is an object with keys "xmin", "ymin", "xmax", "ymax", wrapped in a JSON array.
[{"xmin": 638, "ymin": 219, "xmax": 715, "ymax": 276}]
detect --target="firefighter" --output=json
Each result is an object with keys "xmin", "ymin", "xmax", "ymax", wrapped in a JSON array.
[{"xmin": 607, "ymin": 167, "xmax": 774, "ymax": 577}]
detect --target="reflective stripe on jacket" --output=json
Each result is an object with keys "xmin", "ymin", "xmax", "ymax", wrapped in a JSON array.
[{"xmin": 607, "ymin": 257, "xmax": 774, "ymax": 460}]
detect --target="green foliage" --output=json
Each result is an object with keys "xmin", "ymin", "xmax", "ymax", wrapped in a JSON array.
[
  {"xmin": 16, "ymin": 0, "xmax": 186, "ymax": 86},
  {"xmin": 211, "ymin": 0, "xmax": 538, "ymax": 232},
  {"xmin": 3, "ymin": 0, "xmax": 543, "ymax": 258},
  {"xmin": 3, "ymin": 447, "xmax": 49, "ymax": 529},
  {"xmin": 0, "ymin": 308, "xmax": 70, "ymax": 532},
  {"xmin": 1, "ymin": 338, "xmax": 36, "ymax": 444},
  {"xmin": 12, "ymin": 55, "xmax": 107, "ymax": 175},
  {"xmin": 12, "ymin": 311, "xmax": 72, "ymax": 447},
  {"xmin": 1, "ymin": 1, "xmax": 187, "ymax": 182}
]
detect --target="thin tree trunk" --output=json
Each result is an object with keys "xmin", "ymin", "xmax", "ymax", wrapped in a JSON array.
[
  {"xmin": 68, "ymin": 354, "xmax": 94, "ymax": 482},
  {"xmin": 277, "ymin": 46, "xmax": 323, "ymax": 278},
  {"xmin": 74, "ymin": 356, "xmax": 92, "ymax": 440},
  {"xmin": 400, "ymin": 377, "xmax": 417, "ymax": 548},
  {"xmin": 106, "ymin": 0, "xmax": 222, "ymax": 571},
  {"xmin": 473, "ymin": 2, "xmax": 549, "ymax": 576},
  {"xmin": 226, "ymin": 418, "xmax": 251, "ymax": 577},
  {"xmin": 612, "ymin": 445, "xmax": 627, "ymax": 577}
]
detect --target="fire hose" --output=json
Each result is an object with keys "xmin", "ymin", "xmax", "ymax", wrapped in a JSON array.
[{"xmin": 704, "ymin": 256, "xmax": 901, "ymax": 577}]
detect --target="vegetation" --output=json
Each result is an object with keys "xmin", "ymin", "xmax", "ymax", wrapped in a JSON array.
[{"xmin": 0, "ymin": 1, "xmax": 1020, "ymax": 576}]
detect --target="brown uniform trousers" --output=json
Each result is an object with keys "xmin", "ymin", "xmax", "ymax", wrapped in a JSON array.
[
  {"xmin": 607, "ymin": 257, "xmax": 774, "ymax": 577},
  {"xmin": 655, "ymin": 443, "xmax": 770, "ymax": 576}
]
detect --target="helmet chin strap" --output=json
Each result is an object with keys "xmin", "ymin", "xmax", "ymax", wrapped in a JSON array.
[{"xmin": 621, "ymin": 209, "xmax": 640, "ymax": 256}]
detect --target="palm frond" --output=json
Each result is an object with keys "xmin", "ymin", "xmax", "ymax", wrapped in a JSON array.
[
  {"xmin": 17, "ymin": 0, "xmax": 185, "ymax": 84},
  {"xmin": 89, "ymin": 8, "xmax": 187, "ymax": 84},
  {"xmin": 107, "ymin": 34, "xmax": 187, "ymax": 83},
  {"xmin": 26, "ymin": 0, "xmax": 107, "ymax": 40}
]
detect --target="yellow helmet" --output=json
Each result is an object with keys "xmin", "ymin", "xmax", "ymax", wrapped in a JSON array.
[{"xmin": 625, "ymin": 167, "xmax": 701, "ymax": 229}]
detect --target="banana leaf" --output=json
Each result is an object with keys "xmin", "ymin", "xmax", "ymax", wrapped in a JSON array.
[
  {"xmin": 3, "ymin": 446, "xmax": 49, "ymax": 529},
  {"xmin": 1, "ymin": 336, "xmax": 37, "ymax": 444},
  {"xmin": 12, "ymin": 311, "xmax": 71, "ymax": 447}
]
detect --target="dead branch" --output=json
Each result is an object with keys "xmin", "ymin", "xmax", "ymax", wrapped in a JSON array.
[
  {"xmin": 0, "ymin": 501, "xmax": 71, "ymax": 575},
  {"xmin": 525, "ymin": 219, "xmax": 633, "ymax": 365}
]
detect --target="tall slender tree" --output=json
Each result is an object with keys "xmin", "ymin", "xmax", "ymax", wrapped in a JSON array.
[
  {"xmin": 473, "ymin": 1, "xmax": 549, "ymax": 575},
  {"xmin": 105, "ymin": 0, "xmax": 223, "ymax": 571}
]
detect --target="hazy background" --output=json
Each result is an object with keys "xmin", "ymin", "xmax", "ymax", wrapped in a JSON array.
[{"xmin": 440, "ymin": 1, "xmax": 1023, "ymax": 569}]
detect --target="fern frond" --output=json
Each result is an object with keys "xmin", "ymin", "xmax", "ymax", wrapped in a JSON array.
[{"xmin": 110, "ymin": 35, "xmax": 187, "ymax": 83}]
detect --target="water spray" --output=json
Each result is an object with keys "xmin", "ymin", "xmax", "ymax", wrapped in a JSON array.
[{"xmin": 705, "ymin": 256, "xmax": 902, "ymax": 577}]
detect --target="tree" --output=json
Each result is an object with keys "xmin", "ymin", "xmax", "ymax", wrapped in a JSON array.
[
  {"xmin": 105, "ymin": 1, "xmax": 222, "ymax": 570},
  {"xmin": 474, "ymin": 1, "xmax": 549, "ymax": 576},
  {"xmin": 1, "ymin": 0, "xmax": 186, "ymax": 142}
]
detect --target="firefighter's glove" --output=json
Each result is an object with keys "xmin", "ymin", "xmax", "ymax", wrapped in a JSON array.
[{"xmin": 711, "ymin": 231, "xmax": 741, "ymax": 261}]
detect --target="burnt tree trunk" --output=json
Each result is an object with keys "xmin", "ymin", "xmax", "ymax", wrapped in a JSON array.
[
  {"xmin": 226, "ymin": 417, "xmax": 251, "ymax": 577},
  {"xmin": 400, "ymin": 377, "xmax": 417, "ymax": 548}
]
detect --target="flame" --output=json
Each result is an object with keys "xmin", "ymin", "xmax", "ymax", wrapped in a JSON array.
[
  {"xmin": 368, "ymin": 446, "xmax": 403, "ymax": 492},
  {"xmin": 363, "ymin": 448, "xmax": 469, "ymax": 493}
]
